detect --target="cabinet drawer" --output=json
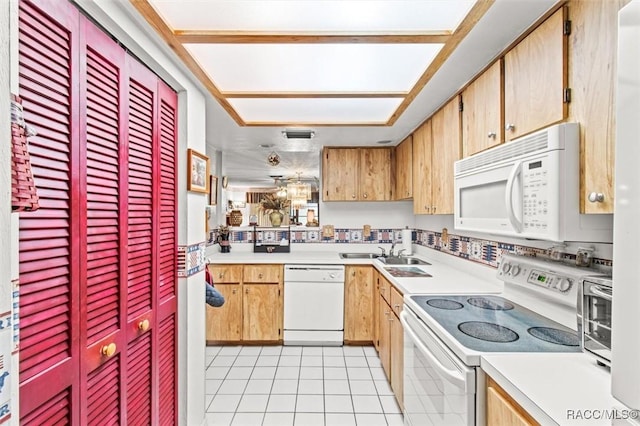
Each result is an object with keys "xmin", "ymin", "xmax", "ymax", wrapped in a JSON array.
[
  {"xmin": 379, "ymin": 275, "xmax": 391, "ymax": 304},
  {"xmin": 390, "ymin": 285, "xmax": 404, "ymax": 317},
  {"xmin": 209, "ymin": 264, "xmax": 242, "ymax": 283},
  {"xmin": 243, "ymin": 264, "xmax": 282, "ymax": 283}
]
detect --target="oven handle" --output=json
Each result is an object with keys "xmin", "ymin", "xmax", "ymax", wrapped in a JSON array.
[
  {"xmin": 505, "ymin": 160, "xmax": 523, "ymax": 233},
  {"xmin": 400, "ymin": 311, "xmax": 467, "ymax": 389},
  {"xmin": 589, "ymin": 285, "xmax": 613, "ymax": 301}
]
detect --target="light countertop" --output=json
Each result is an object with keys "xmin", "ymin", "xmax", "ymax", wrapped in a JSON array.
[
  {"xmin": 206, "ymin": 244, "xmax": 503, "ymax": 295},
  {"xmin": 481, "ymin": 353, "xmax": 620, "ymax": 425}
]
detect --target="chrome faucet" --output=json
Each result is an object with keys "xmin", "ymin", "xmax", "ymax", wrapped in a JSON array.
[
  {"xmin": 389, "ymin": 241, "xmax": 398, "ymax": 257},
  {"xmin": 378, "ymin": 246, "xmax": 387, "ymax": 257}
]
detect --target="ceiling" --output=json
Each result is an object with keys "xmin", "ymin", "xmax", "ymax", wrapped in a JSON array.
[{"xmin": 130, "ymin": 0, "xmax": 559, "ymax": 187}]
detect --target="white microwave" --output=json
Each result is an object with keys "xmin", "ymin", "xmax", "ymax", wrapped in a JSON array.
[{"xmin": 454, "ymin": 123, "xmax": 613, "ymax": 242}]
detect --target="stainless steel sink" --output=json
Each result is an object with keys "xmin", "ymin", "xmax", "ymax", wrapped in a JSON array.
[
  {"xmin": 338, "ymin": 253, "xmax": 380, "ymax": 259},
  {"xmin": 379, "ymin": 256, "xmax": 430, "ymax": 265}
]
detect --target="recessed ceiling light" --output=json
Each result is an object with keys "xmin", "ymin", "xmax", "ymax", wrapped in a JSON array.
[
  {"xmin": 259, "ymin": 143, "xmax": 275, "ymax": 148},
  {"xmin": 376, "ymin": 140, "xmax": 392, "ymax": 144}
]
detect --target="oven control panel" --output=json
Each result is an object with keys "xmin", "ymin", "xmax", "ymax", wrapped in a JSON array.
[
  {"xmin": 498, "ymin": 258, "xmax": 575, "ymax": 294},
  {"xmin": 527, "ymin": 269, "xmax": 573, "ymax": 293}
]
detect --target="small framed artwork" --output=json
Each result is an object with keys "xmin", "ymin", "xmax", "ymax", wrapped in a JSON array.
[
  {"xmin": 187, "ymin": 149, "xmax": 210, "ymax": 193},
  {"xmin": 209, "ymin": 175, "xmax": 218, "ymax": 205}
]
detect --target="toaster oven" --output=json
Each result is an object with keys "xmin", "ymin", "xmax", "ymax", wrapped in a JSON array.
[{"xmin": 577, "ymin": 276, "xmax": 613, "ymax": 366}]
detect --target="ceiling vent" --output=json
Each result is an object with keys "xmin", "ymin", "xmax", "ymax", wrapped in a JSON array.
[{"xmin": 282, "ymin": 130, "xmax": 315, "ymax": 140}]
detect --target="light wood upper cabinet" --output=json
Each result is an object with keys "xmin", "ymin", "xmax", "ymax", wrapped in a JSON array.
[
  {"xmin": 431, "ymin": 96, "xmax": 462, "ymax": 214},
  {"xmin": 462, "ymin": 60, "xmax": 504, "ymax": 157},
  {"xmin": 487, "ymin": 377, "xmax": 540, "ymax": 426},
  {"xmin": 344, "ymin": 266, "xmax": 374, "ymax": 343},
  {"xmin": 504, "ymin": 7, "xmax": 568, "ymax": 141},
  {"xmin": 360, "ymin": 148, "xmax": 392, "ymax": 201},
  {"xmin": 568, "ymin": 0, "xmax": 629, "ymax": 213},
  {"xmin": 394, "ymin": 136, "xmax": 413, "ymax": 200},
  {"xmin": 412, "ymin": 120, "xmax": 433, "ymax": 214},
  {"xmin": 322, "ymin": 148, "xmax": 359, "ymax": 201},
  {"xmin": 322, "ymin": 147, "xmax": 392, "ymax": 201}
]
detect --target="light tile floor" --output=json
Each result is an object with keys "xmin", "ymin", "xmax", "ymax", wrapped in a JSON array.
[{"xmin": 205, "ymin": 345, "xmax": 404, "ymax": 426}]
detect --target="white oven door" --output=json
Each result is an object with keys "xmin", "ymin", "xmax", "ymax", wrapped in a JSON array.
[{"xmin": 400, "ymin": 309, "xmax": 475, "ymax": 426}]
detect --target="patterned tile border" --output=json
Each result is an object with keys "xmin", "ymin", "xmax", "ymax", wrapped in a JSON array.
[
  {"xmin": 177, "ymin": 242, "xmax": 207, "ymax": 278},
  {"xmin": 207, "ymin": 228, "xmax": 612, "ymax": 270}
]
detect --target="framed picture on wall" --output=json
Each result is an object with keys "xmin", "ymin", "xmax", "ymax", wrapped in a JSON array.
[
  {"xmin": 187, "ymin": 149, "xmax": 210, "ymax": 193},
  {"xmin": 209, "ymin": 175, "xmax": 218, "ymax": 205}
]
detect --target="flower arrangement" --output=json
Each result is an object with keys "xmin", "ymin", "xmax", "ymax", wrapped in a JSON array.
[
  {"xmin": 258, "ymin": 193, "xmax": 290, "ymax": 214},
  {"xmin": 217, "ymin": 225, "xmax": 230, "ymax": 237}
]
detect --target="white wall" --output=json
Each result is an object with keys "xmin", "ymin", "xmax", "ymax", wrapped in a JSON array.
[{"xmin": 321, "ymin": 200, "xmax": 415, "ymax": 229}]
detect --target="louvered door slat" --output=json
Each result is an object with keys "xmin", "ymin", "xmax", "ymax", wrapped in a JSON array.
[
  {"xmin": 157, "ymin": 315, "xmax": 176, "ymax": 426},
  {"xmin": 87, "ymin": 357, "xmax": 120, "ymax": 425},
  {"xmin": 84, "ymin": 45, "xmax": 121, "ymax": 346},
  {"xmin": 126, "ymin": 78, "xmax": 153, "ymax": 320},
  {"xmin": 20, "ymin": 388, "xmax": 71, "ymax": 426},
  {"xmin": 127, "ymin": 332, "xmax": 152, "ymax": 426}
]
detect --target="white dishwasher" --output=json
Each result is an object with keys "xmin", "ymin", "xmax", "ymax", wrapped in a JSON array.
[{"xmin": 284, "ymin": 264, "xmax": 345, "ymax": 346}]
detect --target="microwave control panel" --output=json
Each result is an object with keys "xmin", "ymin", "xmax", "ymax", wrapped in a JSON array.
[{"xmin": 522, "ymin": 159, "xmax": 549, "ymax": 231}]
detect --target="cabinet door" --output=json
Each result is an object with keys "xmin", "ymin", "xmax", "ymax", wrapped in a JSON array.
[
  {"xmin": 378, "ymin": 295, "xmax": 392, "ymax": 381},
  {"xmin": 344, "ymin": 266, "xmax": 374, "ymax": 342},
  {"xmin": 487, "ymin": 377, "xmax": 539, "ymax": 426},
  {"xmin": 462, "ymin": 60, "xmax": 504, "ymax": 157},
  {"xmin": 360, "ymin": 148, "xmax": 392, "ymax": 201},
  {"xmin": 504, "ymin": 7, "xmax": 567, "ymax": 141},
  {"xmin": 431, "ymin": 97, "xmax": 462, "ymax": 214},
  {"xmin": 569, "ymin": 0, "xmax": 628, "ymax": 213},
  {"xmin": 206, "ymin": 284, "xmax": 242, "ymax": 342},
  {"xmin": 322, "ymin": 148, "xmax": 359, "ymax": 201},
  {"xmin": 373, "ymin": 272, "xmax": 380, "ymax": 352},
  {"xmin": 243, "ymin": 264, "xmax": 281, "ymax": 283},
  {"xmin": 210, "ymin": 264, "xmax": 242, "ymax": 283},
  {"xmin": 243, "ymin": 284, "xmax": 281, "ymax": 341},
  {"xmin": 412, "ymin": 120, "xmax": 433, "ymax": 214},
  {"xmin": 395, "ymin": 137, "xmax": 413, "ymax": 200},
  {"xmin": 390, "ymin": 312, "xmax": 404, "ymax": 410}
]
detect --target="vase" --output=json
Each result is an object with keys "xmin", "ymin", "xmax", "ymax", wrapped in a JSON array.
[
  {"xmin": 229, "ymin": 209, "xmax": 243, "ymax": 226},
  {"xmin": 269, "ymin": 211, "xmax": 284, "ymax": 227},
  {"xmin": 217, "ymin": 234, "xmax": 231, "ymax": 253}
]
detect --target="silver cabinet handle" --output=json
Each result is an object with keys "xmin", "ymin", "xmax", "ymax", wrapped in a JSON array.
[
  {"xmin": 588, "ymin": 192, "xmax": 605, "ymax": 203},
  {"xmin": 505, "ymin": 123, "xmax": 515, "ymax": 131},
  {"xmin": 488, "ymin": 131, "xmax": 497, "ymax": 138}
]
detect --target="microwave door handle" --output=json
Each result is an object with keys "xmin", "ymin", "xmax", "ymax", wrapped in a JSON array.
[{"xmin": 505, "ymin": 161, "xmax": 523, "ymax": 233}]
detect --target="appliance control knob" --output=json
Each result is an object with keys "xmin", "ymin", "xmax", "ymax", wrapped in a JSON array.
[
  {"xmin": 556, "ymin": 278, "xmax": 572, "ymax": 292},
  {"xmin": 501, "ymin": 262, "xmax": 511, "ymax": 274},
  {"xmin": 329, "ymin": 273, "xmax": 336, "ymax": 279},
  {"xmin": 510, "ymin": 265, "xmax": 521, "ymax": 276}
]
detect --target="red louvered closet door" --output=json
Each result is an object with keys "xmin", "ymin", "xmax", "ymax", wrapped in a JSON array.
[
  {"xmin": 17, "ymin": 0, "xmax": 178, "ymax": 424},
  {"xmin": 17, "ymin": 0, "xmax": 80, "ymax": 423}
]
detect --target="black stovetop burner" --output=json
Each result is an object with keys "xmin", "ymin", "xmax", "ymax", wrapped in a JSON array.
[{"xmin": 409, "ymin": 294, "xmax": 581, "ymax": 353}]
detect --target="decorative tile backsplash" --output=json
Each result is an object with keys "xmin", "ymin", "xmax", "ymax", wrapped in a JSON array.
[{"xmin": 207, "ymin": 227, "xmax": 612, "ymax": 270}]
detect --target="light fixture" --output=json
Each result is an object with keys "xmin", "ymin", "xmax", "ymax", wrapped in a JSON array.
[
  {"xmin": 274, "ymin": 177, "xmax": 288, "ymax": 199},
  {"xmin": 267, "ymin": 151, "xmax": 280, "ymax": 166},
  {"xmin": 287, "ymin": 173, "xmax": 311, "ymax": 205}
]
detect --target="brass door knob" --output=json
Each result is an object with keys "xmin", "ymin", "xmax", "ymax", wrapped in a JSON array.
[
  {"xmin": 101, "ymin": 343, "xmax": 116, "ymax": 357},
  {"xmin": 138, "ymin": 319, "xmax": 150, "ymax": 332}
]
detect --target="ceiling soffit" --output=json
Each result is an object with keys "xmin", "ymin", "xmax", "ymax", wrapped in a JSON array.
[{"xmin": 130, "ymin": 0, "xmax": 494, "ymax": 127}]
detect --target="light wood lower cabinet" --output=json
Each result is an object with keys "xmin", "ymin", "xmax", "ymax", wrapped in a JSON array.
[
  {"xmin": 206, "ymin": 264, "xmax": 283, "ymax": 343},
  {"xmin": 376, "ymin": 274, "xmax": 405, "ymax": 408},
  {"xmin": 243, "ymin": 283, "xmax": 281, "ymax": 341},
  {"xmin": 344, "ymin": 266, "xmax": 375, "ymax": 343},
  {"xmin": 486, "ymin": 376, "xmax": 540, "ymax": 426},
  {"xmin": 378, "ymin": 294, "xmax": 392, "ymax": 381},
  {"xmin": 206, "ymin": 284, "xmax": 242, "ymax": 341}
]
